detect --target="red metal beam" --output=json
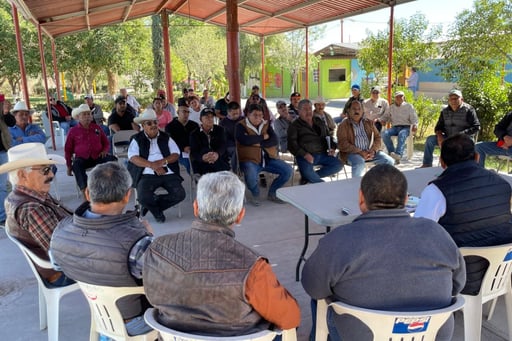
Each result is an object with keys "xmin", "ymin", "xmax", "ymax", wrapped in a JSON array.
[
  {"xmin": 11, "ymin": 4, "xmax": 30, "ymax": 108},
  {"xmin": 226, "ymin": 0, "xmax": 241, "ymax": 104},
  {"xmin": 260, "ymin": 36, "xmax": 265, "ymax": 99},
  {"xmin": 386, "ymin": 4, "xmax": 395, "ymax": 102},
  {"xmin": 51, "ymin": 39, "xmax": 61, "ymax": 101},
  {"xmin": 161, "ymin": 11, "xmax": 174, "ymax": 103},
  {"xmin": 37, "ymin": 24, "xmax": 57, "ymax": 150},
  {"xmin": 305, "ymin": 27, "xmax": 309, "ymax": 99}
]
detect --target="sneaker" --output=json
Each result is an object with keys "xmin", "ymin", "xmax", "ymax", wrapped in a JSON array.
[
  {"xmin": 299, "ymin": 177, "xmax": 309, "ymax": 185},
  {"xmin": 390, "ymin": 152, "xmax": 401, "ymax": 165},
  {"xmin": 154, "ymin": 211, "xmax": 166, "ymax": 223},
  {"xmin": 417, "ymin": 164, "xmax": 432, "ymax": 169},
  {"xmin": 268, "ymin": 194, "xmax": 286, "ymax": 204}
]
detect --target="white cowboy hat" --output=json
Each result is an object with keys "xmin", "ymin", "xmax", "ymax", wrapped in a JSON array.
[
  {"xmin": 0, "ymin": 143, "xmax": 65, "ymax": 174},
  {"xmin": 12, "ymin": 100, "xmax": 34, "ymax": 114},
  {"xmin": 313, "ymin": 96, "xmax": 326, "ymax": 105},
  {"xmin": 134, "ymin": 108, "xmax": 157, "ymax": 124},
  {"xmin": 72, "ymin": 103, "xmax": 91, "ymax": 119}
]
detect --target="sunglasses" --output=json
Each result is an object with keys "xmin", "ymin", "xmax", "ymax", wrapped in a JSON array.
[
  {"xmin": 143, "ymin": 120, "xmax": 158, "ymax": 126},
  {"xmin": 30, "ymin": 165, "xmax": 53, "ymax": 176}
]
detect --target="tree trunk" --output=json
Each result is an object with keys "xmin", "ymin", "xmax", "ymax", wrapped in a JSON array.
[
  {"xmin": 107, "ymin": 70, "xmax": 117, "ymax": 98},
  {"xmin": 151, "ymin": 15, "xmax": 164, "ymax": 91}
]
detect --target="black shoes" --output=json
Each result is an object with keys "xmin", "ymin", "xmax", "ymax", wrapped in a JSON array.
[{"xmin": 154, "ymin": 212, "xmax": 166, "ymax": 223}]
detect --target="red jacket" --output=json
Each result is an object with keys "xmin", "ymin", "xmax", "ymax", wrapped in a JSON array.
[{"xmin": 64, "ymin": 122, "xmax": 109, "ymax": 168}]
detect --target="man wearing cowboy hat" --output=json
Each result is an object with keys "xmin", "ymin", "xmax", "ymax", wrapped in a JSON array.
[
  {"xmin": 1, "ymin": 142, "xmax": 75, "ymax": 287},
  {"xmin": 0, "ymin": 94, "xmax": 16, "ymax": 224},
  {"xmin": 127, "ymin": 109, "xmax": 186, "ymax": 223},
  {"xmin": 65, "ymin": 104, "xmax": 116, "ymax": 193},
  {"xmin": 9, "ymin": 100, "xmax": 46, "ymax": 146}
]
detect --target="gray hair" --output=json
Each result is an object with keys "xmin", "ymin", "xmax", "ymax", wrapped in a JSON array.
[
  {"xmin": 87, "ymin": 162, "xmax": 132, "ymax": 204},
  {"xmin": 9, "ymin": 170, "xmax": 21, "ymax": 185},
  {"xmin": 196, "ymin": 171, "xmax": 245, "ymax": 226},
  {"xmin": 298, "ymin": 98, "xmax": 312, "ymax": 111}
]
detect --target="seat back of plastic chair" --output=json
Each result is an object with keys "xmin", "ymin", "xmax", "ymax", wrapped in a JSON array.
[
  {"xmin": 323, "ymin": 296, "xmax": 464, "ymax": 341},
  {"xmin": 112, "ymin": 130, "xmax": 138, "ymax": 158},
  {"xmin": 459, "ymin": 243, "xmax": 512, "ymax": 303},
  {"xmin": 144, "ymin": 308, "xmax": 280, "ymax": 341}
]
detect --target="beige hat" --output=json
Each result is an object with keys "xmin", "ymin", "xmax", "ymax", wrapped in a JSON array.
[
  {"xmin": 72, "ymin": 104, "xmax": 91, "ymax": 119},
  {"xmin": 12, "ymin": 100, "xmax": 34, "ymax": 114},
  {"xmin": 134, "ymin": 108, "xmax": 157, "ymax": 124},
  {"xmin": 313, "ymin": 96, "xmax": 326, "ymax": 105},
  {"xmin": 0, "ymin": 143, "xmax": 65, "ymax": 174}
]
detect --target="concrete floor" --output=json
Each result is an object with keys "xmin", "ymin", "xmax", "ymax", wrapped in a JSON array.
[{"xmin": 1, "ymin": 100, "xmax": 510, "ymax": 340}]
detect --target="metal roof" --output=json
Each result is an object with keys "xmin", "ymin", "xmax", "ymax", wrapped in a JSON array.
[{"xmin": 9, "ymin": 0, "xmax": 415, "ymax": 38}]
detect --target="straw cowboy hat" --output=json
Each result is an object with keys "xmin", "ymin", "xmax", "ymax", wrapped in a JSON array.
[
  {"xmin": 0, "ymin": 143, "xmax": 65, "ymax": 174},
  {"xmin": 72, "ymin": 104, "xmax": 91, "ymax": 119},
  {"xmin": 12, "ymin": 100, "xmax": 34, "ymax": 114},
  {"xmin": 134, "ymin": 108, "xmax": 157, "ymax": 124}
]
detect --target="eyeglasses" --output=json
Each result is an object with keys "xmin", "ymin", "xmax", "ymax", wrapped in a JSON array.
[
  {"xmin": 143, "ymin": 120, "xmax": 158, "ymax": 126},
  {"xmin": 30, "ymin": 165, "xmax": 53, "ymax": 176},
  {"xmin": 179, "ymin": 110, "xmax": 190, "ymax": 114}
]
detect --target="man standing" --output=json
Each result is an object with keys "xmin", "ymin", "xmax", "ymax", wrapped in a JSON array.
[
  {"xmin": 165, "ymin": 105, "xmax": 199, "ymax": 174},
  {"xmin": 108, "ymin": 95, "xmax": 139, "ymax": 133},
  {"xmin": 190, "ymin": 108, "xmax": 230, "ymax": 175},
  {"xmin": 127, "ymin": 109, "xmax": 186, "ymax": 223},
  {"xmin": 362, "ymin": 86, "xmax": 388, "ymax": 131},
  {"xmin": 236, "ymin": 104, "xmax": 292, "ymax": 205},
  {"xmin": 415, "ymin": 133, "xmax": 512, "ymax": 294},
  {"xmin": 407, "ymin": 67, "xmax": 419, "ymax": 96},
  {"xmin": 380, "ymin": 91, "xmax": 418, "ymax": 164},
  {"xmin": 50, "ymin": 162, "xmax": 154, "ymax": 336},
  {"xmin": 65, "ymin": 104, "xmax": 116, "ymax": 193},
  {"xmin": 420, "ymin": 89, "xmax": 480, "ymax": 168},
  {"xmin": 120, "ymin": 88, "xmax": 141, "ymax": 113},
  {"xmin": 338, "ymin": 100, "xmax": 394, "ymax": 177},
  {"xmin": 143, "ymin": 171, "xmax": 300, "ymax": 336},
  {"xmin": 1, "ymin": 143, "xmax": 74, "ymax": 287},
  {"xmin": 9, "ymin": 101, "xmax": 46, "ymax": 146},
  {"xmin": 288, "ymin": 99, "xmax": 341, "ymax": 184},
  {"xmin": 475, "ymin": 110, "xmax": 512, "ymax": 167},
  {"xmin": 84, "ymin": 94, "xmax": 108, "ymax": 136},
  {"xmin": 302, "ymin": 164, "xmax": 465, "ymax": 340}
]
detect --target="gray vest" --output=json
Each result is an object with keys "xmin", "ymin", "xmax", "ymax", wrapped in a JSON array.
[{"xmin": 144, "ymin": 220, "xmax": 270, "ymax": 336}]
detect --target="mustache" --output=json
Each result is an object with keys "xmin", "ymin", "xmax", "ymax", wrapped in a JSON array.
[{"xmin": 44, "ymin": 177, "xmax": 54, "ymax": 184}]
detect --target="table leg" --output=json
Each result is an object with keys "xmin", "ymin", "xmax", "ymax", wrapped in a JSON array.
[{"xmin": 295, "ymin": 215, "xmax": 310, "ymax": 281}]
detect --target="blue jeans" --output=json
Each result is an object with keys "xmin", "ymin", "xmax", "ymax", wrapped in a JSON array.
[
  {"xmin": 59, "ymin": 119, "xmax": 78, "ymax": 135},
  {"xmin": 382, "ymin": 126, "xmax": 410, "ymax": 157},
  {"xmin": 0, "ymin": 151, "xmax": 8, "ymax": 221},
  {"xmin": 308, "ymin": 299, "xmax": 341, "ymax": 341},
  {"xmin": 475, "ymin": 141, "xmax": 512, "ymax": 167},
  {"xmin": 347, "ymin": 151, "xmax": 394, "ymax": 177},
  {"xmin": 240, "ymin": 159, "xmax": 292, "ymax": 197},
  {"xmin": 179, "ymin": 156, "xmax": 190, "ymax": 174},
  {"xmin": 296, "ymin": 153, "xmax": 342, "ymax": 183},
  {"xmin": 422, "ymin": 135, "xmax": 441, "ymax": 166}
]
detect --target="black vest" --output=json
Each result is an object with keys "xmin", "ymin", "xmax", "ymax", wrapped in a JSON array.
[
  {"xmin": 433, "ymin": 161, "xmax": 512, "ymax": 247},
  {"xmin": 127, "ymin": 131, "xmax": 180, "ymax": 186}
]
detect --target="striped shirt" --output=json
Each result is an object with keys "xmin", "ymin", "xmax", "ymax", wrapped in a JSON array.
[{"xmin": 352, "ymin": 120, "xmax": 369, "ymax": 150}]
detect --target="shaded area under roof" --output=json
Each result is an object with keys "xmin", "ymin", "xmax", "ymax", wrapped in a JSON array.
[{"xmin": 9, "ymin": 0, "xmax": 415, "ymax": 38}]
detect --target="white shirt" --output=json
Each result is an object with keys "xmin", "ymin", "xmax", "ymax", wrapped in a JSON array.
[
  {"xmin": 189, "ymin": 105, "xmax": 204, "ymax": 124},
  {"xmin": 127, "ymin": 132, "xmax": 180, "ymax": 175},
  {"xmin": 126, "ymin": 95, "xmax": 141, "ymax": 112},
  {"xmin": 414, "ymin": 183, "xmax": 447, "ymax": 222}
]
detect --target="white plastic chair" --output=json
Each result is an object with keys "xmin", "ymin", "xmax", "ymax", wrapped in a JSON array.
[
  {"xmin": 315, "ymin": 296, "xmax": 465, "ymax": 341},
  {"xmin": 77, "ymin": 281, "xmax": 158, "ymax": 341},
  {"xmin": 41, "ymin": 112, "xmax": 66, "ymax": 149},
  {"xmin": 144, "ymin": 308, "xmax": 297, "ymax": 341},
  {"xmin": 5, "ymin": 230, "xmax": 80, "ymax": 341},
  {"xmin": 112, "ymin": 129, "xmax": 139, "ymax": 159},
  {"xmin": 459, "ymin": 243, "xmax": 512, "ymax": 341}
]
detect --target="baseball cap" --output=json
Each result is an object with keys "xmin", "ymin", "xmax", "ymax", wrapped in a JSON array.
[
  {"xmin": 115, "ymin": 95, "xmax": 127, "ymax": 104},
  {"xmin": 276, "ymin": 100, "xmax": 286, "ymax": 107},
  {"xmin": 449, "ymin": 89, "xmax": 462, "ymax": 97},
  {"xmin": 84, "ymin": 94, "xmax": 94, "ymax": 100},
  {"xmin": 351, "ymin": 84, "xmax": 361, "ymax": 91},
  {"xmin": 394, "ymin": 91, "xmax": 405, "ymax": 97},
  {"xmin": 252, "ymin": 85, "xmax": 260, "ymax": 90},
  {"xmin": 290, "ymin": 92, "xmax": 301, "ymax": 98},
  {"xmin": 157, "ymin": 89, "xmax": 166, "ymax": 98},
  {"xmin": 371, "ymin": 86, "xmax": 381, "ymax": 93},
  {"xmin": 200, "ymin": 108, "xmax": 215, "ymax": 118}
]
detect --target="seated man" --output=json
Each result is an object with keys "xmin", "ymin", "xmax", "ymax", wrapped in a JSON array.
[
  {"xmin": 9, "ymin": 100, "xmax": 46, "ymax": 146},
  {"xmin": 302, "ymin": 164, "xmax": 465, "ymax": 340},
  {"xmin": 420, "ymin": 89, "xmax": 480, "ymax": 167},
  {"xmin": 380, "ymin": 91, "xmax": 418, "ymax": 164},
  {"xmin": 84, "ymin": 94, "xmax": 109, "ymax": 136},
  {"xmin": 313, "ymin": 97, "xmax": 336, "ymax": 136},
  {"xmin": 143, "ymin": 171, "xmax": 300, "ymax": 336},
  {"xmin": 219, "ymin": 101, "xmax": 243, "ymax": 171},
  {"xmin": 273, "ymin": 100, "xmax": 293, "ymax": 153},
  {"xmin": 236, "ymin": 104, "xmax": 292, "ymax": 205},
  {"xmin": 157, "ymin": 89, "xmax": 177, "ymax": 118},
  {"xmin": 48, "ymin": 97, "xmax": 77, "ymax": 134},
  {"xmin": 288, "ymin": 99, "xmax": 342, "ymax": 184},
  {"xmin": 362, "ymin": 86, "xmax": 388, "ymax": 131},
  {"xmin": 0, "ymin": 142, "xmax": 74, "ymax": 287},
  {"xmin": 475, "ymin": 110, "xmax": 512, "ymax": 167},
  {"xmin": 50, "ymin": 162, "xmax": 153, "ymax": 336},
  {"xmin": 214, "ymin": 92, "xmax": 230, "ymax": 119},
  {"xmin": 65, "ymin": 104, "xmax": 117, "ymax": 193},
  {"xmin": 165, "ymin": 105, "xmax": 199, "ymax": 174},
  {"xmin": 189, "ymin": 108, "xmax": 230, "ymax": 175},
  {"xmin": 127, "ymin": 109, "xmax": 186, "ymax": 223},
  {"xmin": 108, "ymin": 95, "xmax": 139, "ymax": 134},
  {"xmin": 416, "ymin": 133, "xmax": 512, "ymax": 294},
  {"xmin": 338, "ymin": 100, "xmax": 394, "ymax": 177}
]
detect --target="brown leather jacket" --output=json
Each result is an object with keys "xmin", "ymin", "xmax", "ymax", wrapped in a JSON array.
[{"xmin": 337, "ymin": 117, "xmax": 382, "ymax": 163}]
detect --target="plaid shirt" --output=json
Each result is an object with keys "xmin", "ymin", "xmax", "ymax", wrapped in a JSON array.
[{"xmin": 15, "ymin": 186, "xmax": 72, "ymax": 252}]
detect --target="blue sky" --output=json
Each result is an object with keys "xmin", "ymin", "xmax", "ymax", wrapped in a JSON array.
[{"xmin": 312, "ymin": 0, "xmax": 474, "ymax": 49}]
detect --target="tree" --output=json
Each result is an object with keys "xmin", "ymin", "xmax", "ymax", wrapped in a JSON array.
[
  {"xmin": 239, "ymin": 33, "xmax": 261, "ymax": 86},
  {"xmin": 358, "ymin": 13, "xmax": 441, "ymax": 85},
  {"xmin": 151, "ymin": 14, "xmax": 164, "ymax": 92}
]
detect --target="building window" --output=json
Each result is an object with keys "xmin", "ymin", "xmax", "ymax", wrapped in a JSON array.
[{"xmin": 329, "ymin": 68, "xmax": 346, "ymax": 82}]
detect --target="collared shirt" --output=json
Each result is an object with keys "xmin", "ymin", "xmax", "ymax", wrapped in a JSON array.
[
  {"xmin": 126, "ymin": 95, "xmax": 141, "ymax": 112},
  {"xmin": 352, "ymin": 119, "xmax": 369, "ymax": 150},
  {"xmin": 414, "ymin": 184, "xmax": 447, "ymax": 221},
  {"xmin": 156, "ymin": 110, "xmax": 173, "ymax": 130},
  {"xmin": 14, "ymin": 185, "xmax": 71, "ymax": 251},
  {"xmin": 363, "ymin": 98, "xmax": 389, "ymax": 121},
  {"xmin": 9, "ymin": 124, "xmax": 46, "ymax": 146},
  {"xmin": 381, "ymin": 102, "xmax": 418, "ymax": 126},
  {"xmin": 64, "ymin": 122, "xmax": 110, "ymax": 168},
  {"xmin": 127, "ymin": 131, "xmax": 180, "ymax": 175}
]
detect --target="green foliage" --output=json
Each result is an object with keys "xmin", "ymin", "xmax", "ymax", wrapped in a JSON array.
[
  {"xmin": 152, "ymin": 15, "xmax": 164, "ymax": 91},
  {"xmin": 411, "ymin": 94, "xmax": 444, "ymax": 139},
  {"xmin": 239, "ymin": 33, "xmax": 261, "ymax": 85}
]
